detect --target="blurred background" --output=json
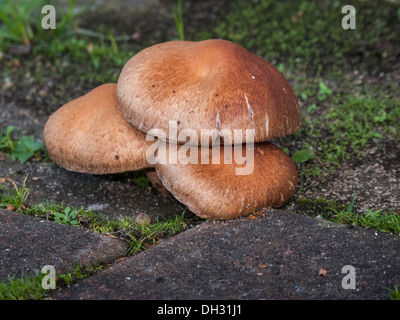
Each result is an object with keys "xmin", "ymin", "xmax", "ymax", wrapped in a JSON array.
[{"xmin": 1, "ymin": 0, "xmax": 399, "ymax": 108}]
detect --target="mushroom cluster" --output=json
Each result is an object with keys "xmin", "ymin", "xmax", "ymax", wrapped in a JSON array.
[{"xmin": 44, "ymin": 39, "xmax": 301, "ymax": 220}]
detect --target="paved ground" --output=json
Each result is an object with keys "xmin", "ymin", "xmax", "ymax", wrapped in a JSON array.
[
  {"xmin": 52, "ymin": 209, "xmax": 400, "ymax": 300},
  {"xmin": 0, "ymin": 209, "xmax": 127, "ymax": 282},
  {"xmin": 1, "ymin": 207, "xmax": 399, "ymax": 300}
]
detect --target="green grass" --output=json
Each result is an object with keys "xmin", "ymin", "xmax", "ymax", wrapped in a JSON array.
[
  {"xmin": 0, "ymin": 263, "xmax": 105, "ymax": 300},
  {"xmin": 0, "ymin": 0, "xmax": 104, "ymax": 52},
  {"xmin": 385, "ymin": 285, "xmax": 400, "ymax": 300},
  {"xmin": 207, "ymin": 0, "xmax": 400, "ymax": 75},
  {"xmin": 0, "ymin": 175, "xmax": 30, "ymax": 212},
  {"xmin": 325, "ymin": 94, "xmax": 399, "ymax": 148},
  {"xmin": 0, "ymin": 0, "xmax": 41, "ymax": 47},
  {"xmin": 174, "ymin": 0, "xmax": 185, "ymax": 40},
  {"xmin": 0, "ymin": 0, "xmax": 134, "ymax": 86},
  {"xmin": 0, "ymin": 178, "xmax": 189, "ymax": 255},
  {"xmin": 332, "ymin": 208, "xmax": 400, "ymax": 234},
  {"xmin": 0, "ymin": 272, "xmax": 48, "ymax": 300},
  {"xmin": 129, "ymin": 171, "xmax": 151, "ymax": 190},
  {"xmin": 30, "ymin": 201, "xmax": 188, "ymax": 255},
  {"xmin": 290, "ymin": 87, "xmax": 400, "ymax": 178},
  {"xmin": 55, "ymin": 263, "xmax": 105, "ymax": 287},
  {"xmin": 0, "ymin": 0, "xmax": 83, "ymax": 50},
  {"xmin": 298, "ymin": 196, "xmax": 400, "ymax": 235},
  {"xmin": 32, "ymin": 35, "xmax": 134, "ymax": 81}
]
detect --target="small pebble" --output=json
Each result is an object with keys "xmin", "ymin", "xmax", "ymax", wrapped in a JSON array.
[{"xmin": 135, "ymin": 213, "xmax": 151, "ymax": 226}]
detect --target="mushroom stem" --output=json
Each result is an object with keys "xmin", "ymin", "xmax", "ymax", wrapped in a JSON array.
[{"xmin": 144, "ymin": 168, "xmax": 170, "ymax": 197}]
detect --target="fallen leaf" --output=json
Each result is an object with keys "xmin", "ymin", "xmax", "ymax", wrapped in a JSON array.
[
  {"xmin": 7, "ymin": 205, "xmax": 15, "ymax": 211},
  {"xmin": 106, "ymin": 233, "xmax": 118, "ymax": 239},
  {"xmin": 31, "ymin": 177, "xmax": 41, "ymax": 181},
  {"xmin": 319, "ymin": 268, "xmax": 327, "ymax": 276},
  {"xmin": 258, "ymin": 264, "xmax": 268, "ymax": 269}
]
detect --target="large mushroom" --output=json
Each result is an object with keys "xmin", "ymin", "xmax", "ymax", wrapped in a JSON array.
[
  {"xmin": 117, "ymin": 39, "xmax": 301, "ymax": 145},
  {"xmin": 155, "ymin": 142, "xmax": 298, "ymax": 220},
  {"xmin": 116, "ymin": 39, "xmax": 301, "ymax": 220},
  {"xmin": 43, "ymin": 83, "xmax": 153, "ymax": 174}
]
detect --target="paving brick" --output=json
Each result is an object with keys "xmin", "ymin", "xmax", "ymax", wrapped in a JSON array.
[
  {"xmin": 52, "ymin": 210, "xmax": 400, "ymax": 300},
  {"xmin": 0, "ymin": 209, "xmax": 128, "ymax": 282}
]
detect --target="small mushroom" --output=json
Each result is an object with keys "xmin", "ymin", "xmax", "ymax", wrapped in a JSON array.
[
  {"xmin": 155, "ymin": 142, "xmax": 298, "ymax": 220},
  {"xmin": 143, "ymin": 168, "xmax": 170, "ymax": 197},
  {"xmin": 116, "ymin": 39, "xmax": 301, "ymax": 145},
  {"xmin": 43, "ymin": 83, "xmax": 152, "ymax": 174}
]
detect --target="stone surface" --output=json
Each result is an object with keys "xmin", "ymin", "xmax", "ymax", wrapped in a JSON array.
[
  {"xmin": 52, "ymin": 209, "xmax": 400, "ymax": 300},
  {"xmin": 0, "ymin": 156, "xmax": 187, "ymax": 221},
  {"xmin": 0, "ymin": 209, "xmax": 128, "ymax": 282}
]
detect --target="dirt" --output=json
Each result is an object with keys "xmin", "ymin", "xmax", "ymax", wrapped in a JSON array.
[
  {"xmin": 285, "ymin": 138, "xmax": 400, "ymax": 215},
  {"xmin": 278, "ymin": 64, "xmax": 400, "ymax": 215}
]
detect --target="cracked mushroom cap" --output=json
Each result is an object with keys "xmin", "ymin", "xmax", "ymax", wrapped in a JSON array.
[
  {"xmin": 154, "ymin": 142, "xmax": 298, "ymax": 220},
  {"xmin": 43, "ymin": 83, "xmax": 152, "ymax": 174},
  {"xmin": 117, "ymin": 39, "xmax": 301, "ymax": 145}
]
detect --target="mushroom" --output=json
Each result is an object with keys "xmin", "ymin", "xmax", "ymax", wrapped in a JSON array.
[
  {"xmin": 115, "ymin": 39, "xmax": 301, "ymax": 220},
  {"xmin": 43, "ymin": 83, "xmax": 153, "ymax": 174},
  {"xmin": 43, "ymin": 40, "xmax": 301, "ymax": 221},
  {"xmin": 155, "ymin": 142, "xmax": 298, "ymax": 220},
  {"xmin": 116, "ymin": 39, "xmax": 301, "ymax": 145}
]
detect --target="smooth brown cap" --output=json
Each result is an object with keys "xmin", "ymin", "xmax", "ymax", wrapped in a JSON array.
[
  {"xmin": 43, "ymin": 83, "xmax": 152, "ymax": 174},
  {"xmin": 117, "ymin": 39, "xmax": 301, "ymax": 145},
  {"xmin": 154, "ymin": 142, "xmax": 298, "ymax": 220}
]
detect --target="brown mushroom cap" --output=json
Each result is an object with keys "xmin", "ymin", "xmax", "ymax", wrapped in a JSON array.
[
  {"xmin": 117, "ymin": 39, "xmax": 301, "ymax": 145},
  {"xmin": 43, "ymin": 83, "xmax": 152, "ymax": 174},
  {"xmin": 154, "ymin": 142, "xmax": 298, "ymax": 220}
]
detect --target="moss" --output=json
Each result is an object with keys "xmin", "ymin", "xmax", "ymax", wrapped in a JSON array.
[
  {"xmin": 296, "ymin": 197, "xmax": 400, "ymax": 234},
  {"xmin": 209, "ymin": 0, "xmax": 400, "ymax": 76},
  {"xmin": 297, "ymin": 197, "xmax": 347, "ymax": 218},
  {"xmin": 0, "ymin": 263, "xmax": 106, "ymax": 300}
]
